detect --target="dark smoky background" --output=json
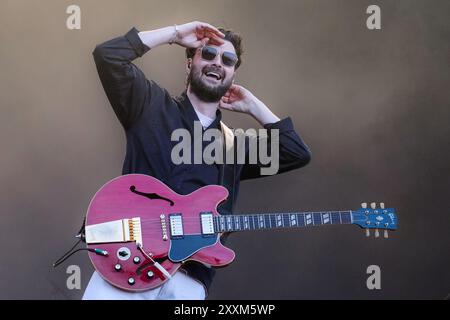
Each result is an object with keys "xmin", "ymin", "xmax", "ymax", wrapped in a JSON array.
[{"xmin": 0, "ymin": 0, "xmax": 448, "ymax": 299}]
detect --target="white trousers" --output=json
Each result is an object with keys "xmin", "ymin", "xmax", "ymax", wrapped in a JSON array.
[{"xmin": 82, "ymin": 269, "xmax": 206, "ymax": 300}]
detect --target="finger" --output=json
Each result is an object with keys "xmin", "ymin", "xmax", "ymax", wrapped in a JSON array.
[
  {"xmin": 201, "ymin": 37, "xmax": 210, "ymax": 46},
  {"xmin": 203, "ymin": 24, "xmax": 225, "ymax": 38},
  {"xmin": 208, "ymin": 35, "xmax": 225, "ymax": 46},
  {"xmin": 229, "ymin": 83, "xmax": 239, "ymax": 90},
  {"xmin": 219, "ymin": 100, "xmax": 234, "ymax": 110},
  {"xmin": 203, "ymin": 30, "xmax": 224, "ymax": 45},
  {"xmin": 191, "ymin": 37, "xmax": 209, "ymax": 48},
  {"xmin": 228, "ymin": 85, "xmax": 238, "ymax": 95},
  {"xmin": 195, "ymin": 26, "xmax": 205, "ymax": 38},
  {"xmin": 198, "ymin": 24, "xmax": 224, "ymax": 42}
]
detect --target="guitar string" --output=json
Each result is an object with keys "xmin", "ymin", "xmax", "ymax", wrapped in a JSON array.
[
  {"xmin": 135, "ymin": 211, "xmax": 353, "ymax": 222},
  {"xmin": 138, "ymin": 218, "xmax": 352, "ymax": 231},
  {"xmin": 133, "ymin": 212, "xmax": 354, "ymax": 230}
]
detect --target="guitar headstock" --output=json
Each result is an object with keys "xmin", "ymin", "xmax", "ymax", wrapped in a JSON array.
[{"xmin": 352, "ymin": 202, "xmax": 397, "ymax": 238}]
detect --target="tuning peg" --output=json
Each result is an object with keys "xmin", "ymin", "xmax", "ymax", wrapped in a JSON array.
[
  {"xmin": 361, "ymin": 202, "xmax": 367, "ymax": 209},
  {"xmin": 384, "ymin": 230, "xmax": 389, "ymax": 238},
  {"xmin": 375, "ymin": 229, "xmax": 380, "ymax": 238},
  {"xmin": 370, "ymin": 202, "xmax": 376, "ymax": 209},
  {"xmin": 365, "ymin": 229, "xmax": 370, "ymax": 237},
  {"xmin": 380, "ymin": 203, "xmax": 385, "ymax": 209}
]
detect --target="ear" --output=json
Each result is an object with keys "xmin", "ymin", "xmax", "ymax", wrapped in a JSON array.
[{"xmin": 186, "ymin": 58, "xmax": 192, "ymax": 71}]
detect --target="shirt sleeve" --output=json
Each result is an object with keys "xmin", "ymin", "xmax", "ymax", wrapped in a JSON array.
[
  {"xmin": 92, "ymin": 27, "xmax": 161, "ymax": 129},
  {"xmin": 240, "ymin": 117, "xmax": 312, "ymax": 180}
]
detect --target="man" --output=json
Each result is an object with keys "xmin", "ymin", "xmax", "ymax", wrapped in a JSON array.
[{"xmin": 82, "ymin": 21, "xmax": 311, "ymax": 300}]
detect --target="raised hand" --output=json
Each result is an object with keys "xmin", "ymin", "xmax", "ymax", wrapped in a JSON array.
[
  {"xmin": 219, "ymin": 84, "xmax": 254, "ymax": 114},
  {"xmin": 175, "ymin": 21, "xmax": 225, "ymax": 48},
  {"xmin": 220, "ymin": 84, "xmax": 281, "ymax": 125}
]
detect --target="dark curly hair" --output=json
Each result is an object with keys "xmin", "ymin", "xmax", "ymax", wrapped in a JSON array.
[{"xmin": 185, "ymin": 28, "xmax": 243, "ymax": 69}]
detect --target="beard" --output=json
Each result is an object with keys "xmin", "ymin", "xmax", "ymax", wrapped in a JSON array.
[{"xmin": 187, "ymin": 64, "xmax": 233, "ymax": 103}]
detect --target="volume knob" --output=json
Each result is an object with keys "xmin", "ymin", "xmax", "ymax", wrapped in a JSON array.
[{"xmin": 114, "ymin": 264, "xmax": 122, "ymax": 271}]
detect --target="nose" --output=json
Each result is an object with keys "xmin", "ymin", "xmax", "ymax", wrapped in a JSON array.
[{"xmin": 210, "ymin": 54, "xmax": 223, "ymax": 67}]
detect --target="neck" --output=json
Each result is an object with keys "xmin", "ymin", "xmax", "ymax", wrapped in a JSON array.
[
  {"xmin": 213, "ymin": 210, "xmax": 354, "ymax": 233},
  {"xmin": 187, "ymin": 87, "xmax": 219, "ymax": 119}
]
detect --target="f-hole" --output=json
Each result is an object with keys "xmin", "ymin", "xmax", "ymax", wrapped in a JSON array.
[{"xmin": 129, "ymin": 186, "xmax": 175, "ymax": 206}]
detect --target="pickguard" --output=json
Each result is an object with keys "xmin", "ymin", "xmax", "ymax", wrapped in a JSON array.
[{"xmin": 169, "ymin": 235, "xmax": 218, "ymax": 262}]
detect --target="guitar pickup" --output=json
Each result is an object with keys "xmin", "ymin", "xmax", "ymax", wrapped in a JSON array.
[
  {"xmin": 85, "ymin": 217, "xmax": 142, "ymax": 246},
  {"xmin": 200, "ymin": 212, "xmax": 215, "ymax": 236},
  {"xmin": 169, "ymin": 214, "xmax": 184, "ymax": 239}
]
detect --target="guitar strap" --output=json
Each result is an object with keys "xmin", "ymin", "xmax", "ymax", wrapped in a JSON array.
[{"xmin": 219, "ymin": 121, "xmax": 237, "ymax": 215}]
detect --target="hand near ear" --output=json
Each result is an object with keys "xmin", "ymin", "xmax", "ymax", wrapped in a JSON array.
[
  {"xmin": 220, "ymin": 84, "xmax": 281, "ymax": 125},
  {"xmin": 219, "ymin": 84, "xmax": 254, "ymax": 114}
]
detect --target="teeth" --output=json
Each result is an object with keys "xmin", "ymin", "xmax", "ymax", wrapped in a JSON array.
[{"xmin": 205, "ymin": 72, "xmax": 221, "ymax": 80}]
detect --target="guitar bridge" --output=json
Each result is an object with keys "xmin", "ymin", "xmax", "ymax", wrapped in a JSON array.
[{"xmin": 85, "ymin": 217, "xmax": 142, "ymax": 246}]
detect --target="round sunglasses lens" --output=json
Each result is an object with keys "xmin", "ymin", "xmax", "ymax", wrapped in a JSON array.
[
  {"xmin": 222, "ymin": 52, "xmax": 238, "ymax": 67},
  {"xmin": 202, "ymin": 46, "xmax": 217, "ymax": 60}
]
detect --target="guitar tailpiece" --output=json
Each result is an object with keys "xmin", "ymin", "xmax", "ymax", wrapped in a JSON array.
[{"xmin": 137, "ymin": 244, "xmax": 172, "ymax": 279}]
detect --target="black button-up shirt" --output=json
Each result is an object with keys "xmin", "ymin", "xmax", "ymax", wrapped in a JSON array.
[{"xmin": 92, "ymin": 27, "xmax": 312, "ymax": 293}]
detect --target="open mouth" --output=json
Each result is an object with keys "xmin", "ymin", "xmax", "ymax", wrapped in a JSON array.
[{"xmin": 204, "ymin": 71, "xmax": 222, "ymax": 81}]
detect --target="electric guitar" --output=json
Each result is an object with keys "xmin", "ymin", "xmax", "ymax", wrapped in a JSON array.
[{"xmin": 84, "ymin": 174, "xmax": 398, "ymax": 292}]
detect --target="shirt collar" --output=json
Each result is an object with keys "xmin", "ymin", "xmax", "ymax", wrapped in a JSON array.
[{"xmin": 177, "ymin": 90, "xmax": 223, "ymax": 129}]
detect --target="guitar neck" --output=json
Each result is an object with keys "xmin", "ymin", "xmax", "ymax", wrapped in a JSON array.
[{"xmin": 214, "ymin": 211, "xmax": 353, "ymax": 233}]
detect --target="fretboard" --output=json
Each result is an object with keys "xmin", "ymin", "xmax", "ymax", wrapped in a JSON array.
[{"xmin": 213, "ymin": 211, "xmax": 353, "ymax": 233}]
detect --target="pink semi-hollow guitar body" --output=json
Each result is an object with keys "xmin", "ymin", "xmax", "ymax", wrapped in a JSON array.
[{"xmin": 85, "ymin": 174, "xmax": 235, "ymax": 292}]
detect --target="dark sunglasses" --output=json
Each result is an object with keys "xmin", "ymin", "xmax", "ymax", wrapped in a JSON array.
[{"xmin": 200, "ymin": 46, "xmax": 238, "ymax": 67}]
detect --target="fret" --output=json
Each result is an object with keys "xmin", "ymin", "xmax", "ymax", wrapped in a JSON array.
[
  {"xmin": 283, "ymin": 213, "xmax": 290, "ymax": 227},
  {"xmin": 226, "ymin": 216, "xmax": 232, "ymax": 231},
  {"xmin": 217, "ymin": 216, "xmax": 221, "ymax": 232},
  {"xmin": 213, "ymin": 218, "xmax": 220, "ymax": 233},
  {"xmin": 264, "ymin": 214, "xmax": 271, "ymax": 229},
  {"xmin": 258, "ymin": 215, "xmax": 265, "ymax": 229},
  {"xmin": 313, "ymin": 213, "xmax": 322, "ymax": 225},
  {"xmin": 275, "ymin": 214, "xmax": 282, "ymax": 228},
  {"xmin": 251, "ymin": 215, "xmax": 256, "ymax": 230},
  {"xmin": 270, "ymin": 214, "xmax": 275, "ymax": 228},
  {"xmin": 305, "ymin": 213, "xmax": 313, "ymax": 226},
  {"xmin": 297, "ymin": 213, "xmax": 305, "ymax": 227},
  {"xmin": 322, "ymin": 212, "xmax": 331, "ymax": 225},
  {"xmin": 234, "ymin": 216, "xmax": 240, "ymax": 231},
  {"xmin": 220, "ymin": 216, "xmax": 225, "ymax": 232},
  {"xmin": 289, "ymin": 213, "xmax": 297, "ymax": 227},
  {"xmin": 331, "ymin": 212, "xmax": 340, "ymax": 224},
  {"xmin": 340, "ymin": 211, "xmax": 351, "ymax": 224},
  {"xmin": 243, "ymin": 215, "xmax": 249, "ymax": 230}
]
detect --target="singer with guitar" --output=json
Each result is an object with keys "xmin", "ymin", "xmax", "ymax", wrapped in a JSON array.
[{"xmin": 82, "ymin": 21, "xmax": 312, "ymax": 300}]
